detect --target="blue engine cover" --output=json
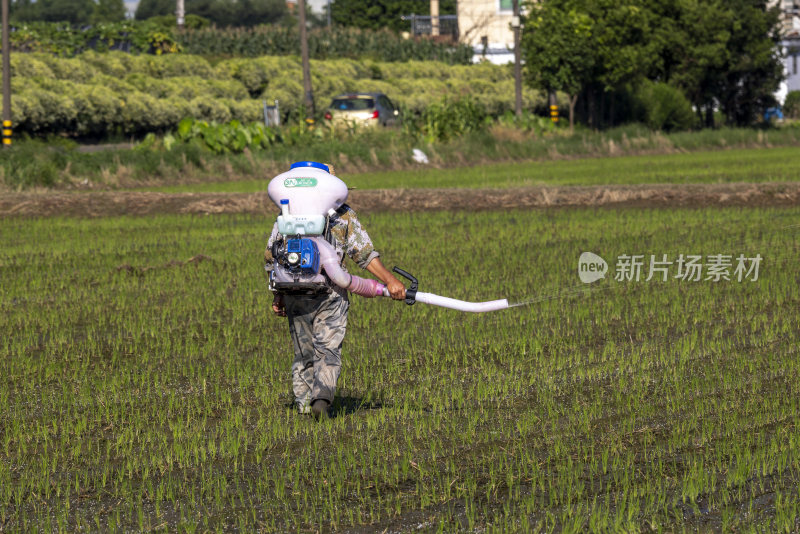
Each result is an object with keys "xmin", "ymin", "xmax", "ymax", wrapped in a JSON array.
[{"xmin": 286, "ymin": 238, "xmax": 320, "ymax": 274}]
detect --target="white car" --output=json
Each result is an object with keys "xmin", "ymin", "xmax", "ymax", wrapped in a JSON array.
[{"xmin": 323, "ymin": 93, "xmax": 401, "ymax": 128}]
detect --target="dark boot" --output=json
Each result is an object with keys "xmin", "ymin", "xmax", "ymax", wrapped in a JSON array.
[{"xmin": 311, "ymin": 399, "xmax": 330, "ymax": 419}]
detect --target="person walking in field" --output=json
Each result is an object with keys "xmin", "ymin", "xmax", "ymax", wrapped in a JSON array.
[{"xmin": 265, "ymin": 163, "xmax": 406, "ymax": 418}]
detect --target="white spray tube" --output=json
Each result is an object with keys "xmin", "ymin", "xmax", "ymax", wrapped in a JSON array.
[
  {"xmin": 379, "ymin": 288, "xmax": 508, "ymax": 312},
  {"xmin": 414, "ymin": 292, "xmax": 509, "ymax": 313},
  {"xmin": 310, "ymin": 238, "xmax": 508, "ymax": 312}
]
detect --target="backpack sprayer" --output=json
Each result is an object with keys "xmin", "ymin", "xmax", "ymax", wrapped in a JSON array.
[{"xmin": 268, "ymin": 162, "xmax": 509, "ymax": 313}]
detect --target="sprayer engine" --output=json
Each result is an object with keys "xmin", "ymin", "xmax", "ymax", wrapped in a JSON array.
[
  {"xmin": 281, "ymin": 238, "xmax": 320, "ymax": 274},
  {"xmin": 270, "ymin": 236, "xmax": 329, "ymax": 294}
]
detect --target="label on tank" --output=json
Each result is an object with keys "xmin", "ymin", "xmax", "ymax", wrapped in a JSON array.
[{"xmin": 284, "ymin": 178, "xmax": 318, "ymax": 187}]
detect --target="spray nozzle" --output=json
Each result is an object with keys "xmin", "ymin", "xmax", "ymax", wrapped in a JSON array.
[{"xmin": 392, "ymin": 267, "xmax": 418, "ymax": 305}]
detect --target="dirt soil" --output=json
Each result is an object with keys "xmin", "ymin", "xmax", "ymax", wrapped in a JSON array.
[{"xmin": 2, "ymin": 182, "xmax": 800, "ymax": 218}]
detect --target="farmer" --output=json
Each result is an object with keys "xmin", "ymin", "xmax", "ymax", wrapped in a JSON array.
[{"xmin": 265, "ymin": 165, "xmax": 406, "ymax": 418}]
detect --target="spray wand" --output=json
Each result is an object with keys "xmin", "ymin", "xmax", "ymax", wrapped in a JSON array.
[{"xmin": 382, "ymin": 267, "xmax": 509, "ymax": 313}]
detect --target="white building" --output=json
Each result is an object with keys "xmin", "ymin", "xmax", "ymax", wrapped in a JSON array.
[
  {"xmin": 779, "ymin": 14, "xmax": 800, "ymax": 103},
  {"xmin": 457, "ymin": 0, "xmax": 518, "ymax": 64},
  {"xmin": 770, "ymin": 0, "xmax": 800, "ymax": 103}
]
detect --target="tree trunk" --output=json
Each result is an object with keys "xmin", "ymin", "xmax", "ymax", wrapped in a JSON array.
[
  {"xmin": 609, "ymin": 94, "xmax": 616, "ymax": 127},
  {"xmin": 299, "ymin": 0, "xmax": 315, "ymax": 121},
  {"xmin": 569, "ymin": 94, "xmax": 578, "ymax": 132},
  {"xmin": 599, "ymin": 91, "xmax": 606, "ymax": 129},
  {"xmin": 705, "ymin": 104, "xmax": 714, "ymax": 129}
]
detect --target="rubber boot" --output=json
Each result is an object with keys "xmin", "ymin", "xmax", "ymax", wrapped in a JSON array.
[{"xmin": 311, "ymin": 399, "xmax": 330, "ymax": 419}]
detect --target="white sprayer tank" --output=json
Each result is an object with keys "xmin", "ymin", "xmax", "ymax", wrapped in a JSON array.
[{"xmin": 267, "ymin": 162, "xmax": 348, "ymax": 235}]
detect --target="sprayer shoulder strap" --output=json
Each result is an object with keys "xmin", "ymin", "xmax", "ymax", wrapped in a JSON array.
[
  {"xmin": 326, "ymin": 206, "xmax": 350, "ymax": 246},
  {"xmin": 324, "ymin": 217, "xmax": 334, "ymax": 246}
]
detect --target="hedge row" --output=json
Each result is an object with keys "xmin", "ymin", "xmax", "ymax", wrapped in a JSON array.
[
  {"xmin": 4, "ymin": 52, "xmax": 545, "ymax": 136},
  {"xmin": 2, "ymin": 22, "xmax": 473, "ymax": 64},
  {"xmin": 4, "ymin": 21, "xmax": 180, "ymax": 56}
]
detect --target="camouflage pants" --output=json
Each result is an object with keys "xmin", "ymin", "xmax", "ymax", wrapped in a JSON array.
[{"xmin": 284, "ymin": 289, "xmax": 349, "ymax": 411}]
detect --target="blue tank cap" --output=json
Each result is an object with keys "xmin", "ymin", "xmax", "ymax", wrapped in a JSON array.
[
  {"xmin": 280, "ymin": 199, "xmax": 289, "ymax": 204},
  {"xmin": 290, "ymin": 161, "xmax": 329, "ymax": 173}
]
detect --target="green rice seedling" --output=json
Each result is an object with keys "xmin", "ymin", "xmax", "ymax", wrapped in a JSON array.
[{"xmin": 0, "ymin": 206, "xmax": 798, "ymax": 531}]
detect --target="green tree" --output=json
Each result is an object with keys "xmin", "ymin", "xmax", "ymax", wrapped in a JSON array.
[
  {"xmin": 137, "ymin": 0, "xmax": 286, "ymax": 27},
  {"xmin": 644, "ymin": 0, "xmax": 732, "ymax": 127},
  {"xmin": 330, "ymin": 0, "xmax": 456, "ymax": 33},
  {"xmin": 521, "ymin": 0, "xmax": 783, "ymax": 129},
  {"xmin": 36, "ymin": 0, "xmax": 95, "ymax": 23},
  {"xmin": 580, "ymin": 0, "xmax": 658, "ymax": 126},
  {"xmin": 586, "ymin": 1, "xmax": 656, "ymax": 91},
  {"xmin": 134, "ymin": 0, "xmax": 173, "ymax": 20},
  {"xmin": 198, "ymin": 0, "xmax": 286, "ymax": 27},
  {"xmin": 521, "ymin": 2, "xmax": 594, "ymax": 130},
  {"xmin": 645, "ymin": 0, "xmax": 782, "ymax": 127},
  {"xmin": 715, "ymin": 0, "xmax": 782, "ymax": 126},
  {"xmin": 91, "ymin": 0, "xmax": 127, "ymax": 23},
  {"xmin": 10, "ymin": 0, "xmax": 42, "ymax": 22},
  {"xmin": 784, "ymin": 90, "xmax": 800, "ymax": 119},
  {"xmin": 521, "ymin": 0, "xmax": 656, "ymax": 127}
]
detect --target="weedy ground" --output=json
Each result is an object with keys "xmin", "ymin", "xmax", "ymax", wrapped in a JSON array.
[
  {"xmin": 4, "ymin": 124, "xmax": 800, "ymax": 191},
  {"xmin": 1, "ymin": 207, "xmax": 799, "ymax": 532}
]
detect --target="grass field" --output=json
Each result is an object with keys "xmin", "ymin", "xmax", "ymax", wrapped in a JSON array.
[
  {"xmin": 144, "ymin": 146, "xmax": 800, "ymax": 193},
  {"xmin": 2, "ymin": 205, "xmax": 799, "ymax": 532}
]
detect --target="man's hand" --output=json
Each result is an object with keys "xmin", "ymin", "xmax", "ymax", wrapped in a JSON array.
[
  {"xmin": 385, "ymin": 277, "xmax": 407, "ymax": 300},
  {"xmin": 366, "ymin": 258, "xmax": 407, "ymax": 300},
  {"xmin": 272, "ymin": 295, "xmax": 286, "ymax": 316}
]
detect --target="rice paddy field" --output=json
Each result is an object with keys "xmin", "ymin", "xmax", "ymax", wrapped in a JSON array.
[
  {"xmin": 146, "ymin": 145, "xmax": 800, "ymax": 193},
  {"xmin": 2, "ymin": 199, "xmax": 799, "ymax": 532}
]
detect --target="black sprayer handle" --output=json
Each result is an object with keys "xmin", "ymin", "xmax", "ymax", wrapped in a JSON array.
[{"xmin": 392, "ymin": 267, "xmax": 418, "ymax": 306}]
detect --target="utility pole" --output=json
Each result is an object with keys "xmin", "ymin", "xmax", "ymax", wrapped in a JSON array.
[
  {"xmin": 176, "ymin": 0, "xmax": 185, "ymax": 29},
  {"xmin": 430, "ymin": 0, "xmax": 439, "ymax": 37},
  {"xmin": 512, "ymin": 0, "xmax": 522, "ymax": 118},
  {"xmin": 2, "ymin": 0, "xmax": 10, "ymax": 148},
  {"xmin": 549, "ymin": 92, "xmax": 559, "ymax": 124},
  {"xmin": 298, "ymin": 0, "xmax": 315, "ymax": 121}
]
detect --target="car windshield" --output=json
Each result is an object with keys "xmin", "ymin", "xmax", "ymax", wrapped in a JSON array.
[{"xmin": 331, "ymin": 98, "xmax": 374, "ymax": 111}]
